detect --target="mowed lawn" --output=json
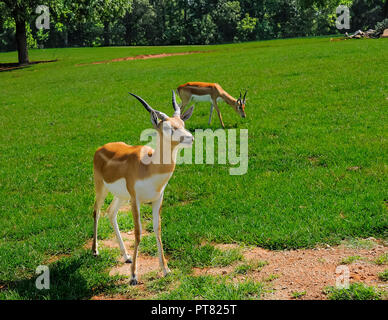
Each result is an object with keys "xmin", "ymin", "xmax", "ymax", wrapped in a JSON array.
[{"xmin": 0, "ymin": 37, "xmax": 387, "ymax": 299}]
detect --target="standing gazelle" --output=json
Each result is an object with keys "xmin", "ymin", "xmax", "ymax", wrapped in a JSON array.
[
  {"xmin": 92, "ymin": 91, "xmax": 194, "ymax": 285},
  {"xmin": 177, "ymin": 82, "xmax": 247, "ymax": 128}
]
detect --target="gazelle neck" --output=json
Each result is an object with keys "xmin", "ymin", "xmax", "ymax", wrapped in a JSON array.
[
  {"xmin": 220, "ymin": 91, "xmax": 237, "ymax": 108},
  {"xmin": 152, "ymin": 131, "xmax": 179, "ymax": 167}
]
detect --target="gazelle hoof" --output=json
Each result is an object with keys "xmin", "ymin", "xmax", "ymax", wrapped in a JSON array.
[
  {"xmin": 163, "ymin": 268, "xmax": 171, "ymax": 276},
  {"xmin": 125, "ymin": 258, "xmax": 132, "ymax": 264},
  {"xmin": 129, "ymin": 278, "xmax": 138, "ymax": 286},
  {"xmin": 92, "ymin": 250, "xmax": 99, "ymax": 257}
]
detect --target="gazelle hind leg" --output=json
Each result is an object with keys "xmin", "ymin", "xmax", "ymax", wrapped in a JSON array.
[
  {"xmin": 108, "ymin": 196, "xmax": 132, "ymax": 263},
  {"xmin": 92, "ymin": 178, "xmax": 108, "ymax": 256},
  {"xmin": 208, "ymin": 103, "xmax": 214, "ymax": 125},
  {"xmin": 130, "ymin": 198, "xmax": 142, "ymax": 285},
  {"xmin": 152, "ymin": 194, "xmax": 170, "ymax": 276}
]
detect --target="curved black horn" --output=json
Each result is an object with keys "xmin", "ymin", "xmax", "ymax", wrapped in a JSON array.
[
  {"xmin": 243, "ymin": 90, "xmax": 247, "ymax": 101},
  {"xmin": 172, "ymin": 90, "xmax": 180, "ymax": 116},
  {"xmin": 129, "ymin": 92, "xmax": 154, "ymax": 113},
  {"xmin": 239, "ymin": 91, "xmax": 242, "ymax": 100}
]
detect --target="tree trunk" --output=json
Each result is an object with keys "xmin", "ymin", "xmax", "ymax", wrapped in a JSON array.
[
  {"xmin": 103, "ymin": 21, "xmax": 110, "ymax": 46},
  {"xmin": 15, "ymin": 18, "xmax": 29, "ymax": 65}
]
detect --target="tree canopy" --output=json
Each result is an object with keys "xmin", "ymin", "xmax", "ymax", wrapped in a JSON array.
[{"xmin": 0, "ymin": 0, "xmax": 387, "ymax": 64}]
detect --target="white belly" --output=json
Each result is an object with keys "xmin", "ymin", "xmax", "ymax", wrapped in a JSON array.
[
  {"xmin": 134, "ymin": 173, "xmax": 172, "ymax": 203},
  {"xmin": 190, "ymin": 94, "xmax": 222, "ymax": 103},
  {"xmin": 104, "ymin": 178, "xmax": 131, "ymax": 199}
]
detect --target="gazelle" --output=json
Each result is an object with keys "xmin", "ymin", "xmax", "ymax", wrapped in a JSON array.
[
  {"xmin": 177, "ymin": 82, "xmax": 247, "ymax": 128},
  {"xmin": 92, "ymin": 91, "xmax": 194, "ymax": 285}
]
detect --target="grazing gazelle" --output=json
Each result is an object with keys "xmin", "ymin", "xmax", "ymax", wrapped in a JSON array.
[
  {"xmin": 92, "ymin": 91, "xmax": 194, "ymax": 285},
  {"xmin": 177, "ymin": 82, "xmax": 247, "ymax": 128}
]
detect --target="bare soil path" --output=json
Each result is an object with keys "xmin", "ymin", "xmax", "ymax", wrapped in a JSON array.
[
  {"xmin": 76, "ymin": 51, "xmax": 209, "ymax": 66},
  {"xmin": 88, "ymin": 231, "xmax": 387, "ymax": 300}
]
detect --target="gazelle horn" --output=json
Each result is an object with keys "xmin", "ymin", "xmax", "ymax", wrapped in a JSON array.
[
  {"xmin": 129, "ymin": 92, "xmax": 168, "ymax": 120},
  {"xmin": 172, "ymin": 90, "xmax": 180, "ymax": 117},
  {"xmin": 243, "ymin": 90, "xmax": 247, "ymax": 101}
]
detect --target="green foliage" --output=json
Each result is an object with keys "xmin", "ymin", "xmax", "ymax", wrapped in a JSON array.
[
  {"xmin": 139, "ymin": 234, "xmax": 158, "ymax": 256},
  {"xmin": 378, "ymin": 269, "xmax": 388, "ymax": 281},
  {"xmin": 169, "ymin": 244, "xmax": 243, "ymax": 270},
  {"xmin": 324, "ymin": 283, "xmax": 382, "ymax": 300},
  {"xmin": 342, "ymin": 238, "xmax": 376, "ymax": 250},
  {"xmin": 158, "ymin": 275, "xmax": 264, "ymax": 300},
  {"xmin": 2, "ymin": 0, "xmax": 387, "ymax": 51},
  {"xmin": 121, "ymin": 0, "xmax": 157, "ymax": 45},
  {"xmin": 145, "ymin": 270, "xmax": 181, "ymax": 293},
  {"xmin": 339, "ymin": 255, "xmax": 362, "ymax": 265},
  {"xmin": 291, "ymin": 290, "xmax": 307, "ymax": 299},
  {"xmin": 374, "ymin": 18, "xmax": 388, "ymax": 36},
  {"xmin": 0, "ymin": 37, "xmax": 387, "ymax": 298},
  {"xmin": 374, "ymin": 253, "xmax": 388, "ymax": 266},
  {"xmin": 350, "ymin": 0, "xmax": 387, "ymax": 32},
  {"xmin": 236, "ymin": 13, "xmax": 258, "ymax": 41},
  {"xmin": 0, "ymin": 249, "xmax": 122, "ymax": 300},
  {"xmin": 234, "ymin": 260, "xmax": 268, "ymax": 274}
]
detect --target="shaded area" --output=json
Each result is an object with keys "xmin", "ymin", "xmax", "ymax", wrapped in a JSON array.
[
  {"xmin": 0, "ymin": 60, "xmax": 57, "ymax": 72},
  {"xmin": 0, "ymin": 249, "xmax": 121, "ymax": 300}
]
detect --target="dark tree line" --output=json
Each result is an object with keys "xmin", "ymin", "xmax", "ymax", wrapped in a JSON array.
[{"xmin": 1, "ymin": 0, "xmax": 387, "ymax": 64}]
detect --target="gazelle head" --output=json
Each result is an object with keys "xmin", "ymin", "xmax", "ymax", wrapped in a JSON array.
[
  {"xmin": 129, "ymin": 91, "xmax": 194, "ymax": 148},
  {"xmin": 235, "ymin": 90, "xmax": 247, "ymax": 118}
]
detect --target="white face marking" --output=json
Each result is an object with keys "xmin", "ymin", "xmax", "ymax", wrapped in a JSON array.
[
  {"xmin": 134, "ymin": 173, "xmax": 172, "ymax": 202},
  {"xmin": 103, "ymin": 178, "xmax": 130, "ymax": 200},
  {"xmin": 173, "ymin": 127, "xmax": 193, "ymax": 147}
]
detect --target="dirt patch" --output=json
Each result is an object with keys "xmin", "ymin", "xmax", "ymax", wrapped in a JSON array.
[
  {"xmin": 86, "ymin": 230, "xmax": 160, "ymax": 280},
  {"xmin": 105, "ymin": 231, "xmax": 161, "ymax": 281},
  {"xmin": 194, "ymin": 240, "xmax": 387, "ymax": 300},
  {"xmin": 88, "ymin": 234, "xmax": 387, "ymax": 300},
  {"xmin": 76, "ymin": 51, "xmax": 209, "ymax": 66},
  {"xmin": 0, "ymin": 60, "xmax": 57, "ymax": 72},
  {"xmin": 44, "ymin": 253, "xmax": 71, "ymax": 264},
  {"xmin": 87, "ymin": 229, "xmax": 161, "ymax": 300}
]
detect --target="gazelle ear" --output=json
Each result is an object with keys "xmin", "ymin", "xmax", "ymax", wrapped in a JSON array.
[
  {"xmin": 150, "ymin": 110, "xmax": 159, "ymax": 127},
  {"xmin": 181, "ymin": 105, "xmax": 194, "ymax": 121}
]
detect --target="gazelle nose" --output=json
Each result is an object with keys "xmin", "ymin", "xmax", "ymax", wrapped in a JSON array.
[{"xmin": 180, "ymin": 136, "xmax": 194, "ymax": 143}]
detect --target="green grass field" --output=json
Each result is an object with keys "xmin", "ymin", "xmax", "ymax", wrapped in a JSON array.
[{"xmin": 0, "ymin": 37, "xmax": 387, "ymax": 299}]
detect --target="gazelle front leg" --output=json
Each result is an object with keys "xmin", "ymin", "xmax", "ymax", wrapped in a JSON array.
[
  {"xmin": 130, "ymin": 198, "xmax": 142, "ymax": 285},
  {"xmin": 213, "ymin": 101, "xmax": 225, "ymax": 128},
  {"xmin": 152, "ymin": 193, "xmax": 170, "ymax": 276},
  {"xmin": 108, "ymin": 197, "xmax": 132, "ymax": 263}
]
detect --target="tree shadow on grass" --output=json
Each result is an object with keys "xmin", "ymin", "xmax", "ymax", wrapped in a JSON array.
[
  {"xmin": 0, "ymin": 249, "xmax": 121, "ymax": 300},
  {"xmin": 0, "ymin": 60, "xmax": 57, "ymax": 73}
]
